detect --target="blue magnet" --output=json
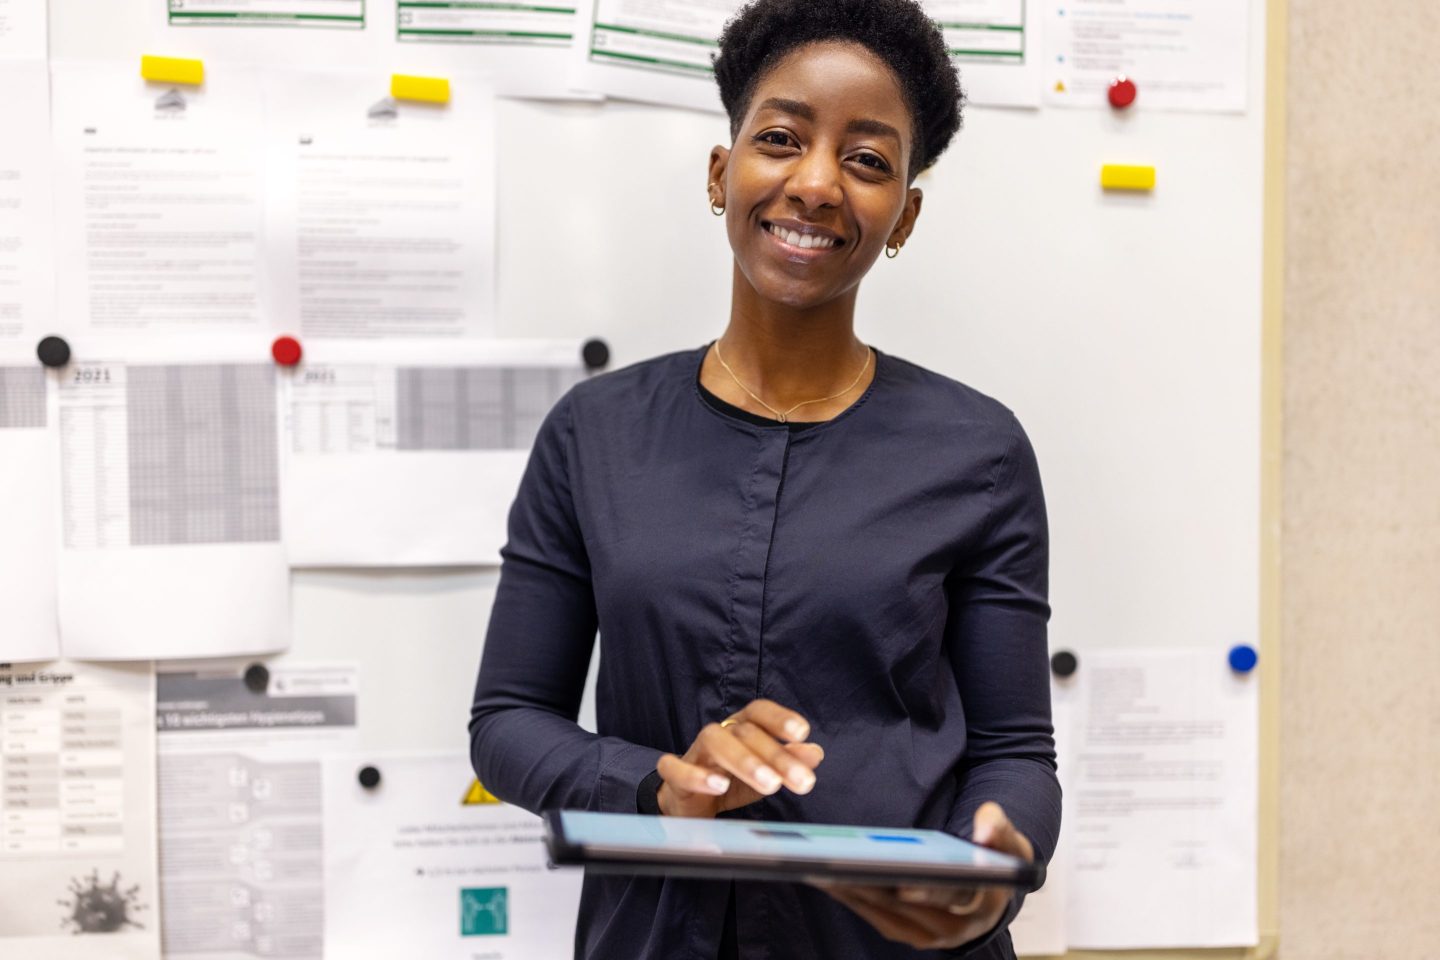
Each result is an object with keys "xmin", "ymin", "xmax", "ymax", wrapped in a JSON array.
[{"xmin": 1228, "ymin": 644, "xmax": 1258, "ymax": 673}]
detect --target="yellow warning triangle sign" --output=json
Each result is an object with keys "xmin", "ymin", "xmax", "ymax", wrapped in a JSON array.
[{"xmin": 462, "ymin": 779, "xmax": 501, "ymax": 806}]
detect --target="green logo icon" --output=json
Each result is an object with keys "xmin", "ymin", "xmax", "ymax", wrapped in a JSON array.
[{"xmin": 460, "ymin": 887, "xmax": 508, "ymax": 937}]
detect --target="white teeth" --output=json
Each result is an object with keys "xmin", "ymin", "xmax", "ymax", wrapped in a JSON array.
[{"xmin": 767, "ymin": 223, "xmax": 836, "ymax": 250}]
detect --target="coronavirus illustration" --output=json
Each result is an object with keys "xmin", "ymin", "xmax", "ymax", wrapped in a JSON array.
[{"xmin": 58, "ymin": 870, "xmax": 147, "ymax": 934}]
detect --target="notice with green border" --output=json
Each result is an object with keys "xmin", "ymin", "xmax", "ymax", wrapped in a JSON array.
[
  {"xmin": 168, "ymin": 0, "xmax": 364, "ymax": 28},
  {"xmin": 397, "ymin": 2, "xmax": 575, "ymax": 46},
  {"xmin": 586, "ymin": 0, "xmax": 723, "ymax": 78},
  {"xmin": 923, "ymin": 0, "xmax": 1026, "ymax": 63}
]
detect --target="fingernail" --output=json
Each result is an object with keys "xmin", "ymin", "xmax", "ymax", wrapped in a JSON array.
[
  {"xmin": 897, "ymin": 887, "xmax": 926, "ymax": 903},
  {"xmin": 784, "ymin": 719, "xmax": 809, "ymax": 741},
  {"xmin": 788, "ymin": 767, "xmax": 815, "ymax": 792},
  {"xmin": 706, "ymin": 774, "xmax": 731, "ymax": 793},
  {"xmin": 755, "ymin": 766, "xmax": 781, "ymax": 792}
]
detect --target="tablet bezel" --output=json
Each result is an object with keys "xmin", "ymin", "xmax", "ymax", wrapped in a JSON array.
[{"xmin": 542, "ymin": 809, "xmax": 1045, "ymax": 891}]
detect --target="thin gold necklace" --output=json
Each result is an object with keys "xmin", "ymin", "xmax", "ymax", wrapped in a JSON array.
[{"xmin": 712, "ymin": 339, "xmax": 873, "ymax": 423}]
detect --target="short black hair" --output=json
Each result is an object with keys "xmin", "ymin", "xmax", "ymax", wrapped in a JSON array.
[{"xmin": 713, "ymin": 0, "xmax": 964, "ymax": 180}]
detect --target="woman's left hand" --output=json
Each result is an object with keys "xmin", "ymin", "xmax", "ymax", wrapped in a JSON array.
[{"xmin": 809, "ymin": 802, "xmax": 1035, "ymax": 952}]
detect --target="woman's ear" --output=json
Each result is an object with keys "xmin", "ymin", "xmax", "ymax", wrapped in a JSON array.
[
  {"xmin": 708, "ymin": 146, "xmax": 731, "ymax": 208},
  {"xmin": 888, "ymin": 187, "xmax": 924, "ymax": 250}
]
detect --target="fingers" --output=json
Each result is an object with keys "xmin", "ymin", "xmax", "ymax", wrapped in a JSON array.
[
  {"xmin": 656, "ymin": 753, "xmax": 730, "ymax": 796},
  {"xmin": 813, "ymin": 882, "xmax": 1008, "ymax": 950},
  {"xmin": 735, "ymin": 698, "xmax": 811, "ymax": 743},
  {"xmin": 731, "ymin": 720, "xmax": 816, "ymax": 793},
  {"xmin": 783, "ymin": 741, "xmax": 824, "ymax": 766},
  {"xmin": 699, "ymin": 722, "xmax": 787, "ymax": 795},
  {"xmin": 682, "ymin": 701, "xmax": 822, "ymax": 800},
  {"xmin": 817, "ymin": 884, "xmax": 961, "ymax": 949},
  {"xmin": 972, "ymin": 801, "xmax": 1035, "ymax": 862},
  {"xmin": 896, "ymin": 884, "xmax": 983, "ymax": 914}
]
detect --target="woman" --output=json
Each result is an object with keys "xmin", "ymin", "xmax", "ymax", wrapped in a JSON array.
[{"xmin": 470, "ymin": 1, "xmax": 1060, "ymax": 957}]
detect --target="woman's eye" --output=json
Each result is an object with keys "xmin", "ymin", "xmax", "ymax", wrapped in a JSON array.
[
  {"xmin": 853, "ymin": 153, "xmax": 890, "ymax": 172},
  {"xmin": 755, "ymin": 131, "xmax": 794, "ymax": 148}
]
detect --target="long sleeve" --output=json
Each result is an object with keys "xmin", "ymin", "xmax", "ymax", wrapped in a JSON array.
[
  {"xmin": 468, "ymin": 391, "xmax": 663, "ymax": 815},
  {"xmin": 943, "ymin": 415, "xmax": 1062, "ymax": 955}
]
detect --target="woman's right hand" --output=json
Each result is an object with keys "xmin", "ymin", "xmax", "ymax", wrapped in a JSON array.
[{"xmin": 655, "ymin": 699, "xmax": 825, "ymax": 819}]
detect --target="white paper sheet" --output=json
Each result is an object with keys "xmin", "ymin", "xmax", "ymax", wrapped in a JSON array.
[
  {"xmin": 167, "ymin": 0, "xmax": 365, "ymax": 29},
  {"xmin": 322, "ymin": 752, "xmax": 582, "ymax": 958},
  {"xmin": 0, "ymin": 0, "xmax": 46, "ymax": 60},
  {"xmin": 55, "ymin": 345, "xmax": 290, "ymax": 659},
  {"xmin": 0, "ymin": 63, "xmax": 54, "ymax": 346},
  {"xmin": 261, "ymin": 72, "xmax": 497, "ymax": 339},
  {"xmin": 0, "ymin": 363, "xmax": 59, "ymax": 662},
  {"xmin": 157, "ymin": 661, "xmax": 358, "ymax": 960},
  {"xmin": 0, "ymin": 660, "xmax": 160, "ymax": 960},
  {"xmin": 571, "ymin": 0, "xmax": 732, "ymax": 112},
  {"xmin": 923, "ymin": 0, "xmax": 1041, "ymax": 108},
  {"xmin": 50, "ymin": 63, "xmax": 269, "ymax": 339},
  {"xmin": 1064, "ymin": 647, "xmax": 1258, "ymax": 949},
  {"xmin": 1009, "ymin": 673, "xmax": 1072, "ymax": 956},
  {"xmin": 281, "ymin": 339, "xmax": 587, "ymax": 566},
  {"xmin": 1043, "ymin": 0, "xmax": 1249, "ymax": 112},
  {"xmin": 148, "ymin": 0, "xmax": 383, "ymax": 71},
  {"xmin": 394, "ymin": 2, "xmax": 589, "ymax": 100}
]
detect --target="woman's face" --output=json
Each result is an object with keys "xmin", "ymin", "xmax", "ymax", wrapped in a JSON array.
[{"xmin": 710, "ymin": 41, "xmax": 923, "ymax": 312}]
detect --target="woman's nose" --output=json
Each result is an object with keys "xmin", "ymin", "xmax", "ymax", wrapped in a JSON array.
[{"xmin": 785, "ymin": 151, "xmax": 843, "ymax": 212}]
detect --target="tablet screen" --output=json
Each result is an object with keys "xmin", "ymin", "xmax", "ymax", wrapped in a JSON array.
[{"xmin": 557, "ymin": 810, "xmax": 1022, "ymax": 870}]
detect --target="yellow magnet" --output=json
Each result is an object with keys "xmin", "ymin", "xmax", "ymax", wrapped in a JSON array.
[
  {"xmin": 140, "ymin": 55, "xmax": 205, "ymax": 86},
  {"xmin": 1101, "ymin": 164, "xmax": 1156, "ymax": 192},
  {"xmin": 390, "ymin": 74, "xmax": 451, "ymax": 104}
]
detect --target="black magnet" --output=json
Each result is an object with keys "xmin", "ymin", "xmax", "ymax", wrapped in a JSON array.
[
  {"xmin": 582, "ymin": 338, "xmax": 610, "ymax": 371},
  {"xmin": 1050, "ymin": 650, "xmax": 1078, "ymax": 679},
  {"xmin": 243, "ymin": 663, "xmax": 270, "ymax": 693},
  {"xmin": 358, "ymin": 765, "xmax": 382, "ymax": 789},
  {"xmin": 36, "ymin": 336, "xmax": 71, "ymax": 368}
]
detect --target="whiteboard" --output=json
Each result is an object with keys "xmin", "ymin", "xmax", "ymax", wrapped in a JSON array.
[{"xmin": 45, "ymin": 0, "xmax": 1269, "ymax": 933}]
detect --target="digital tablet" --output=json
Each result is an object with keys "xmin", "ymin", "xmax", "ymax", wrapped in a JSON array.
[{"xmin": 542, "ymin": 810, "xmax": 1044, "ymax": 890}]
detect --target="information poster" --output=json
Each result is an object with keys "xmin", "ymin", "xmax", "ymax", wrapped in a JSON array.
[
  {"xmin": 168, "ymin": 0, "xmax": 364, "ymax": 29},
  {"xmin": 572, "ymin": 0, "xmax": 734, "ymax": 112},
  {"xmin": 0, "ymin": 662, "xmax": 160, "ymax": 960},
  {"xmin": 924, "ymin": 0, "xmax": 1041, "ymax": 107},
  {"xmin": 157, "ymin": 662, "xmax": 358, "ymax": 960},
  {"xmin": 55, "ymin": 354, "xmax": 291, "ymax": 660},
  {"xmin": 397, "ymin": 0, "xmax": 573, "ymax": 46},
  {"xmin": 322, "ymin": 753, "xmax": 582, "ymax": 959},
  {"xmin": 1044, "ymin": 0, "xmax": 1249, "ymax": 112}
]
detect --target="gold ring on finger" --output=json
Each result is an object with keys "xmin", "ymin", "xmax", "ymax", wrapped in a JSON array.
[{"xmin": 719, "ymin": 718, "xmax": 740, "ymax": 729}]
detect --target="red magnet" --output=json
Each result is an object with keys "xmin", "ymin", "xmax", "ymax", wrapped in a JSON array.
[
  {"xmin": 271, "ymin": 335, "xmax": 303, "ymax": 366},
  {"xmin": 1108, "ymin": 76, "xmax": 1137, "ymax": 109}
]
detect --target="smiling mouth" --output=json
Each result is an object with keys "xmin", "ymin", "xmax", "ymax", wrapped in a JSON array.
[{"xmin": 763, "ymin": 221, "xmax": 844, "ymax": 251}]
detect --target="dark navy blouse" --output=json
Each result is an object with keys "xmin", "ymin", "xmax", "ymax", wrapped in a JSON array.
[{"xmin": 470, "ymin": 342, "xmax": 1061, "ymax": 960}]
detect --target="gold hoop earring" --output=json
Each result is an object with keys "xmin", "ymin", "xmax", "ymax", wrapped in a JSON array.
[
  {"xmin": 885, "ymin": 243, "xmax": 900, "ymax": 259},
  {"xmin": 708, "ymin": 181, "xmax": 724, "ymax": 217}
]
